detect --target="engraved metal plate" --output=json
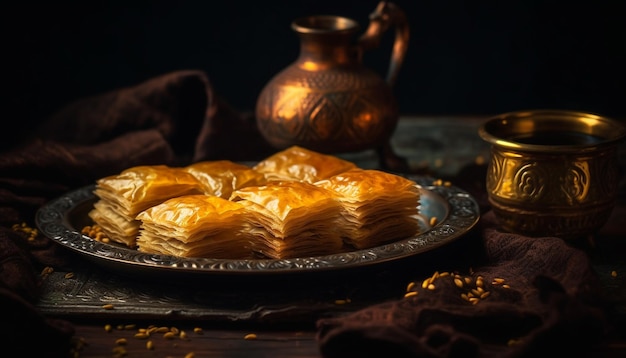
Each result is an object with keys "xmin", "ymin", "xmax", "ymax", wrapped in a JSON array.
[{"xmin": 35, "ymin": 176, "xmax": 480, "ymax": 279}]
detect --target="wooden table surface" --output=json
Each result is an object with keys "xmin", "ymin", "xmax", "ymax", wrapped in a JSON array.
[
  {"xmin": 72, "ymin": 323, "xmax": 321, "ymax": 357},
  {"xmin": 39, "ymin": 116, "xmax": 626, "ymax": 358}
]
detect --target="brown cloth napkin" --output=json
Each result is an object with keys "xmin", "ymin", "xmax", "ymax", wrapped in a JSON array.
[
  {"xmin": 0, "ymin": 70, "xmax": 274, "ymax": 356},
  {"xmin": 316, "ymin": 210, "xmax": 611, "ymax": 358}
]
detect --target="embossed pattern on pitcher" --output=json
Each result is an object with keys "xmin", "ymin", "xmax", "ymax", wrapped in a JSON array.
[{"xmin": 256, "ymin": 66, "xmax": 397, "ymax": 153}]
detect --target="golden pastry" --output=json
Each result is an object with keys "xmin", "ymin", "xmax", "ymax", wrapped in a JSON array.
[
  {"xmin": 230, "ymin": 181, "xmax": 344, "ymax": 259},
  {"xmin": 88, "ymin": 165, "xmax": 203, "ymax": 248},
  {"xmin": 184, "ymin": 160, "xmax": 267, "ymax": 199},
  {"xmin": 85, "ymin": 148, "xmax": 422, "ymax": 259},
  {"xmin": 316, "ymin": 168, "xmax": 420, "ymax": 249},
  {"xmin": 136, "ymin": 195, "xmax": 257, "ymax": 259},
  {"xmin": 253, "ymin": 145, "xmax": 357, "ymax": 183}
]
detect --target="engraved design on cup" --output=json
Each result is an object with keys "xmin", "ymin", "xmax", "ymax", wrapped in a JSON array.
[
  {"xmin": 561, "ymin": 161, "xmax": 589, "ymax": 204},
  {"xmin": 485, "ymin": 150, "xmax": 504, "ymax": 195},
  {"xmin": 514, "ymin": 162, "xmax": 546, "ymax": 202}
]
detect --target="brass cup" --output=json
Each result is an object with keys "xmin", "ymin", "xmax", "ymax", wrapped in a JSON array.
[{"xmin": 478, "ymin": 110, "xmax": 626, "ymax": 239}]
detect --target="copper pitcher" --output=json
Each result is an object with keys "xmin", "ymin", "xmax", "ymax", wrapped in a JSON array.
[{"xmin": 255, "ymin": 1, "xmax": 409, "ymax": 169}]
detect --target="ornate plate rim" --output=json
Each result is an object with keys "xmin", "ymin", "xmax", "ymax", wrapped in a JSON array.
[{"xmin": 35, "ymin": 176, "xmax": 480, "ymax": 276}]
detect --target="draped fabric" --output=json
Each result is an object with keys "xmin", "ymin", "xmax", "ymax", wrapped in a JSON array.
[{"xmin": 316, "ymin": 211, "xmax": 609, "ymax": 358}]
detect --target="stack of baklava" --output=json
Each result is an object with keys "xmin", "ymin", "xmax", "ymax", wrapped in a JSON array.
[
  {"xmin": 230, "ymin": 181, "xmax": 344, "ymax": 259},
  {"xmin": 316, "ymin": 168, "xmax": 421, "ymax": 249},
  {"xmin": 87, "ymin": 145, "xmax": 421, "ymax": 259},
  {"xmin": 135, "ymin": 195, "xmax": 257, "ymax": 258},
  {"xmin": 87, "ymin": 165, "xmax": 204, "ymax": 248}
]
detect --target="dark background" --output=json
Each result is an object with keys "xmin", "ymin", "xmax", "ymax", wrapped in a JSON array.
[{"xmin": 6, "ymin": 0, "xmax": 626, "ymax": 138}]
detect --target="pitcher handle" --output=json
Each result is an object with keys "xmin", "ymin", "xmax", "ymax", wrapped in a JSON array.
[{"xmin": 358, "ymin": 1, "xmax": 409, "ymax": 87}]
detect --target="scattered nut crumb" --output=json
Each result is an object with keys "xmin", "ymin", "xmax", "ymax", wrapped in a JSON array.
[{"xmin": 429, "ymin": 216, "xmax": 438, "ymax": 226}]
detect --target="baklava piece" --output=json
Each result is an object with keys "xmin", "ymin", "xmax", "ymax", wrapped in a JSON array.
[
  {"xmin": 316, "ymin": 168, "xmax": 421, "ymax": 249},
  {"xmin": 253, "ymin": 145, "xmax": 357, "ymax": 183},
  {"xmin": 184, "ymin": 160, "xmax": 267, "ymax": 199},
  {"xmin": 88, "ymin": 165, "xmax": 203, "ymax": 248},
  {"xmin": 230, "ymin": 181, "xmax": 344, "ymax": 259},
  {"xmin": 136, "ymin": 195, "xmax": 256, "ymax": 259}
]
